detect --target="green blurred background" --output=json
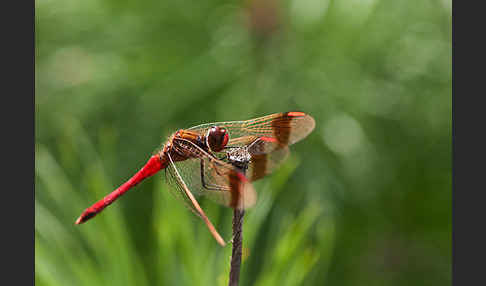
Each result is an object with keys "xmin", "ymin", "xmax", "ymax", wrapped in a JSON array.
[{"xmin": 35, "ymin": 0, "xmax": 451, "ymax": 285}]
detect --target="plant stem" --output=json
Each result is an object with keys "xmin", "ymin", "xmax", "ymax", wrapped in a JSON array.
[
  {"xmin": 227, "ymin": 149, "xmax": 250, "ymax": 286},
  {"xmin": 228, "ymin": 209, "xmax": 245, "ymax": 286}
]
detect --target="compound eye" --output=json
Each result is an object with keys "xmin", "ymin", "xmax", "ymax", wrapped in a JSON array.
[{"xmin": 207, "ymin": 126, "xmax": 229, "ymax": 152}]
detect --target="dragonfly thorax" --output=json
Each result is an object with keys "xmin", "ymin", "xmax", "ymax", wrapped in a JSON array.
[{"xmin": 226, "ymin": 147, "xmax": 251, "ymax": 171}]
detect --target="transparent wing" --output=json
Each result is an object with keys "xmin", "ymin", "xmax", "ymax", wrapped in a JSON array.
[
  {"xmin": 170, "ymin": 138, "xmax": 257, "ymax": 210},
  {"xmin": 247, "ymin": 147, "xmax": 290, "ymax": 182},
  {"xmin": 164, "ymin": 160, "xmax": 201, "ymax": 217},
  {"xmin": 165, "ymin": 152, "xmax": 226, "ymax": 246},
  {"xmin": 188, "ymin": 112, "xmax": 315, "ymax": 150},
  {"xmin": 224, "ymin": 137, "xmax": 291, "ymax": 182}
]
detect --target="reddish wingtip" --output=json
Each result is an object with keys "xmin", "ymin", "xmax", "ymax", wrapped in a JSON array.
[
  {"xmin": 287, "ymin": 111, "xmax": 306, "ymax": 117},
  {"xmin": 260, "ymin": 136, "xmax": 278, "ymax": 143}
]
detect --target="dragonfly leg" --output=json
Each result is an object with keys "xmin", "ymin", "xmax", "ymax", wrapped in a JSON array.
[{"xmin": 200, "ymin": 159, "xmax": 230, "ymax": 191}]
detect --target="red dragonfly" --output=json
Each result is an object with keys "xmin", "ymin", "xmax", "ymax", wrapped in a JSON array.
[{"xmin": 76, "ymin": 112, "xmax": 315, "ymax": 246}]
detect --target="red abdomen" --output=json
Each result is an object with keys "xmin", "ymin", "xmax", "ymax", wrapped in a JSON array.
[{"xmin": 75, "ymin": 154, "xmax": 167, "ymax": 224}]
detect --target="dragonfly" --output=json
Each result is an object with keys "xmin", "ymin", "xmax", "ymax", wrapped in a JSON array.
[{"xmin": 76, "ymin": 112, "xmax": 315, "ymax": 246}]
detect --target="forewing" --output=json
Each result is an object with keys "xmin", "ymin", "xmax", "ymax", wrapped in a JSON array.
[{"xmin": 188, "ymin": 112, "xmax": 315, "ymax": 150}]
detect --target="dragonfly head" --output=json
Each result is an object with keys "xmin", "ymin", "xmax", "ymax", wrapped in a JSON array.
[{"xmin": 206, "ymin": 126, "xmax": 229, "ymax": 152}]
